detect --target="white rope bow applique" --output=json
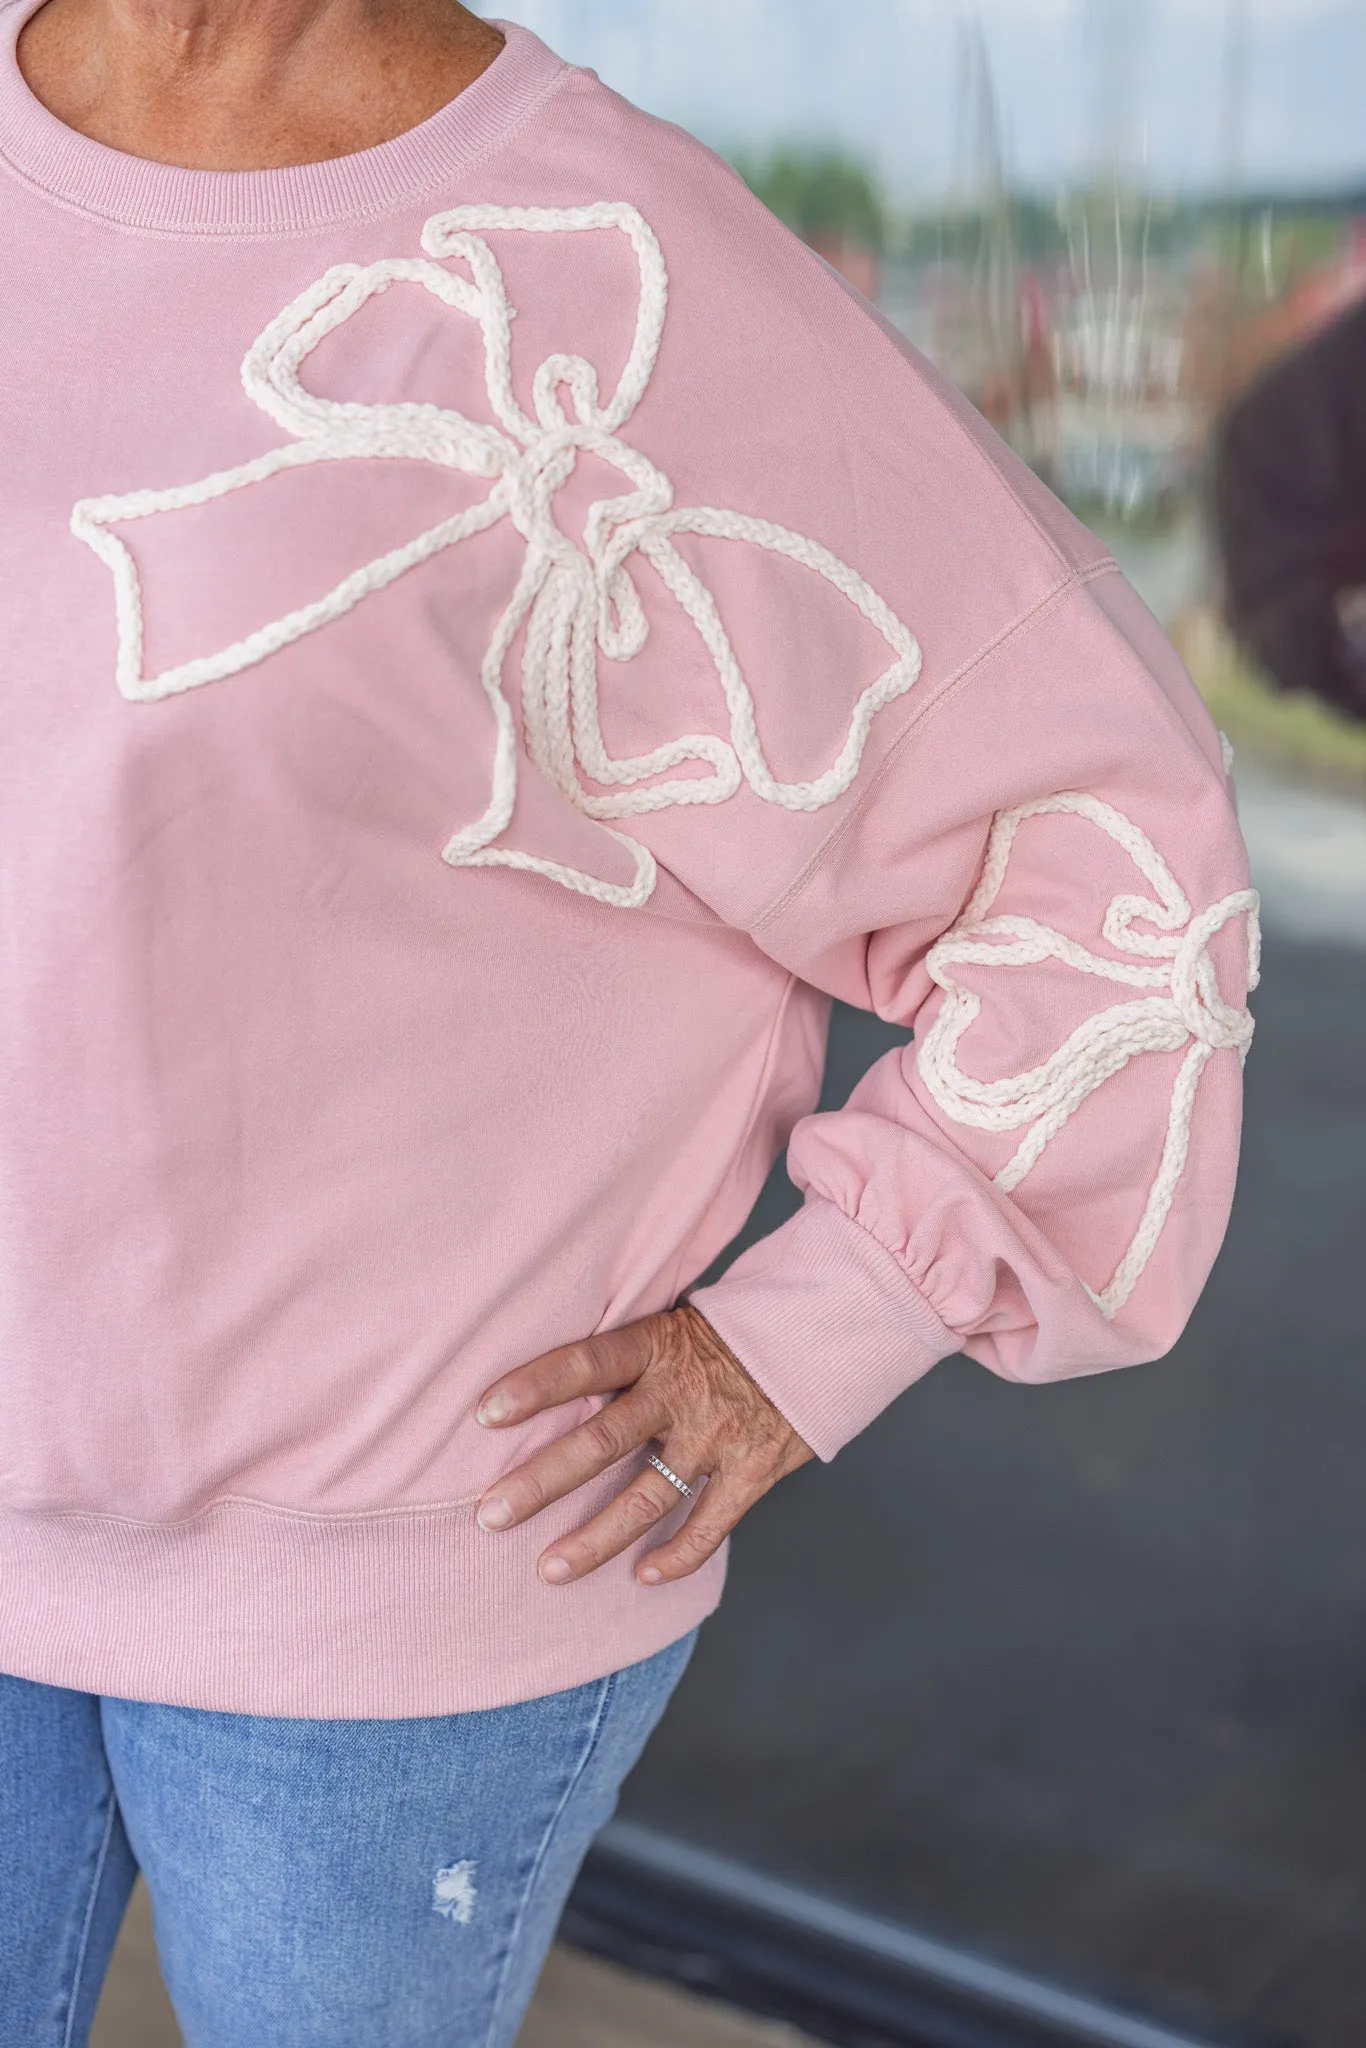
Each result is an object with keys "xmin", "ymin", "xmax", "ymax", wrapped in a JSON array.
[
  {"xmin": 916, "ymin": 791, "xmax": 1261, "ymax": 1320},
  {"xmin": 70, "ymin": 202, "xmax": 922, "ymax": 909}
]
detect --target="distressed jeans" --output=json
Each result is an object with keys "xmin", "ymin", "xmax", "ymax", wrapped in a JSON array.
[{"xmin": 0, "ymin": 1632, "xmax": 695, "ymax": 2048}]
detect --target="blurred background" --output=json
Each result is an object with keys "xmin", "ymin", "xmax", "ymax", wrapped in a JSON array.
[
  {"xmin": 99, "ymin": 7, "xmax": 1366, "ymax": 2047},
  {"xmin": 466, "ymin": 6, "xmax": 1366, "ymax": 2048}
]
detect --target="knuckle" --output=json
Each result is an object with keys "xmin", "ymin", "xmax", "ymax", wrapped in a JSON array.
[
  {"xmin": 641, "ymin": 1311, "xmax": 677, "ymax": 1357},
  {"xmin": 582, "ymin": 1411, "xmax": 627, "ymax": 1463},
  {"xmin": 645, "ymin": 1310, "xmax": 699, "ymax": 1378},
  {"xmin": 621, "ymin": 1483, "xmax": 669, "ymax": 1532},
  {"xmin": 724, "ymin": 1436, "xmax": 780, "ymax": 1483},
  {"xmin": 557, "ymin": 1527, "xmax": 602, "ymax": 1568},
  {"xmin": 564, "ymin": 1340, "xmax": 606, "ymax": 1389},
  {"xmin": 677, "ymin": 1522, "xmax": 720, "ymax": 1562},
  {"xmin": 510, "ymin": 1470, "xmax": 549, "ymax": 1516}
]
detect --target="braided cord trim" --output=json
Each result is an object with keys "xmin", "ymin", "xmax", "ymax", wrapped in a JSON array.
[
  {"xmin": 916, "ymin": 792, "xmax": 1260, "ymax": 1320},
  {"xmin": 71, "ymin": 202, "xmax": 922, "ymax": 910}
]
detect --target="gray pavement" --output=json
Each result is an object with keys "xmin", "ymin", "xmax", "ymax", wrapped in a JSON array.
[{"xmin": 1236, "ymin": 761, "xmax": 1366, "ymax": 952}]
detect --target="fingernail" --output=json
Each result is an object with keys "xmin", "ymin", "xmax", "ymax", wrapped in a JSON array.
[
  {"xmin": 477, "ymin": 1394, "xmax": 513, "ymax": 1426},
  {"xmin": 477, "ymin": 1497, "xmax": 514, "ymax": 1532},
  {"xmin": 638, "ymin": 1565, "xmax": 663, "ymax": 1585},
  {"xmin": 539, "ymin": 1556, "xmax": 573, "ymax": 1584}
]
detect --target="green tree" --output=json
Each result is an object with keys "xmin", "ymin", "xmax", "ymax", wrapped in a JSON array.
[{"xmin": 731, "ymin": 145, "xmax": 887, "ymax": 251}]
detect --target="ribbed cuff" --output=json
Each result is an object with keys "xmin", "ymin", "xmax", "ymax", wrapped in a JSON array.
[{"xmin": 689, "ymin": 1199, "xmax": 958, "ymax": 1461}]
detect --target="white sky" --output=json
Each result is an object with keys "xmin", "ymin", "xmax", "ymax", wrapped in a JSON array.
[{"xmin": 477, "ymin": 2, "xmax": 1366, "ymax": 201}]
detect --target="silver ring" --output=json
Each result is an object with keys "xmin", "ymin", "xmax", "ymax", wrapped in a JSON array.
[{"xmin": 646, "ymin": 1453, "xmax": 694, "ymax": 1500}]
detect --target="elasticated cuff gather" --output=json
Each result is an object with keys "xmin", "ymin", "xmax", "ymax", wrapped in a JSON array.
[{"xmin": 689, "ymin": 1197, "xmax": 958, "ymax": 1460}]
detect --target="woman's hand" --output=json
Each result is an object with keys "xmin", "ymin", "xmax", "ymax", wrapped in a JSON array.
[{"xmin": 475, "ymin": 1304, "xmax": 814, "ymax": 1585}]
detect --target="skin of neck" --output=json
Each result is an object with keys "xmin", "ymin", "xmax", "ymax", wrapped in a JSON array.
[{"xmin": 17, "ymin": 0, "xmax": 506, "ymax": 169}]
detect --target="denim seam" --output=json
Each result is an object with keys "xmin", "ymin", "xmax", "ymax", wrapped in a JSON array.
[
  {"xmin": 60, "ymin": 1792, "xmax": 118, "ymax": 2048},
  {"xmin": 478, "ymin": 1670, "xmax": 619, "ymax": 2048}
]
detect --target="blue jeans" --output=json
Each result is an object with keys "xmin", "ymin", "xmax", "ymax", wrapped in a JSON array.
[{"xmin": 0, "ymin": 1633, "xmax": 694, "ymax": 2047}]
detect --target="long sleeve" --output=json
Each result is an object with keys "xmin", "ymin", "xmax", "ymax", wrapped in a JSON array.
[
  {"xmin": 0, "ymin": 23, "xmax": 1260, "ymax": 1715},
  {"xmin": 690, "ymin": 561, "xmax": 1259, "ymax": 1460}
]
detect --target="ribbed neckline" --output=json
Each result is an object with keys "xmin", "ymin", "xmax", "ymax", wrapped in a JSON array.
[{"xmin": 0, "ymin": 2, "xmax": 569, "ymax": 235}]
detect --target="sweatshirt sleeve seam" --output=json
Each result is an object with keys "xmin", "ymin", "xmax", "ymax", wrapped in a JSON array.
[
  {"xmin": 804, "ymin": 252, "xmax": 1110, "ymax": 583},
  {"xmin": 749, "ymin": 568, "xmax": 1101, "ymax": 936}
]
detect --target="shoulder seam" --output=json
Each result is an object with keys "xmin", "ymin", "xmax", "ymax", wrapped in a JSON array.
[
  {"xmin": 749, "ymin": 569, "xmax": 1095, "ymax": 934},
  {"xmin": 807, "ymin": 260, "xmax": 1115, "ymax": 586}
]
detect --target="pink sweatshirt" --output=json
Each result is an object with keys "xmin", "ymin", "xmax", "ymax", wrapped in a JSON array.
[{"xmin": 0, "ymin": 6, "xmax": 1258, "ymax": 1717}]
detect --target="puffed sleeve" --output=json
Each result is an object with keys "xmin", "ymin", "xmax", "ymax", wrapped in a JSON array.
[{"xmin": 689, "ymin": 563, "xmax": 1259, "ymax": 1460}]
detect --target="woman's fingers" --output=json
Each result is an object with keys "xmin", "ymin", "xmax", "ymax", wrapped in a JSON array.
[
  {"xmin": 634, "ymin": 1467, "xmax": 764, "ymax": 1584},
  {"xmin": 534, "ymin": 1450, "xmax": 712, "ymax": 1585},
  {"xmin": 475, "ymin": 1303, "xmax": 816, "ymax": 1585},
  {"xmin": 476, "ymin": 1317, "xmax": 666, "ymax": 1427},
  {"xmin": 476, "ymin": 1386, "xmax": 665, "ymax": 1532}
]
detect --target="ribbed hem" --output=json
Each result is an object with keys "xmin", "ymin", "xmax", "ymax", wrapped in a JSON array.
[
  {"xmin": 691, "ymin": 1198, "xmax": 957, "ymax": 1461},
  {"xmin": 0, "ymin": 1460, "xmax": 722, "ymax": 1717},
  {"xmin": 0, "ymin": 5, "xmax": 568, "ymax": 234}
]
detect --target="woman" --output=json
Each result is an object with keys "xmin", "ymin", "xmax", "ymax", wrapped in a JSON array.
[{"xmin": 0, "ymin": 0, "xmax": 1258, "ymax": 2040}]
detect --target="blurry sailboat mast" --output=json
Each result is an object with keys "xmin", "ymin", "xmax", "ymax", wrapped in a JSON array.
[
  {"xmin": 969, "ymin": 21, "xmax": 1024, "ymax": 428},
  {"xmin": 1214, "ymin": 0, "xmax": 1252, "ymax": 404},
  {"xmin": 942, "ymin": 19, "xmax": 1037, "ymax": 455},
  {"xmin": 1049, "ymin": 0, "xmax": 1196, "ymax": 520}
]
